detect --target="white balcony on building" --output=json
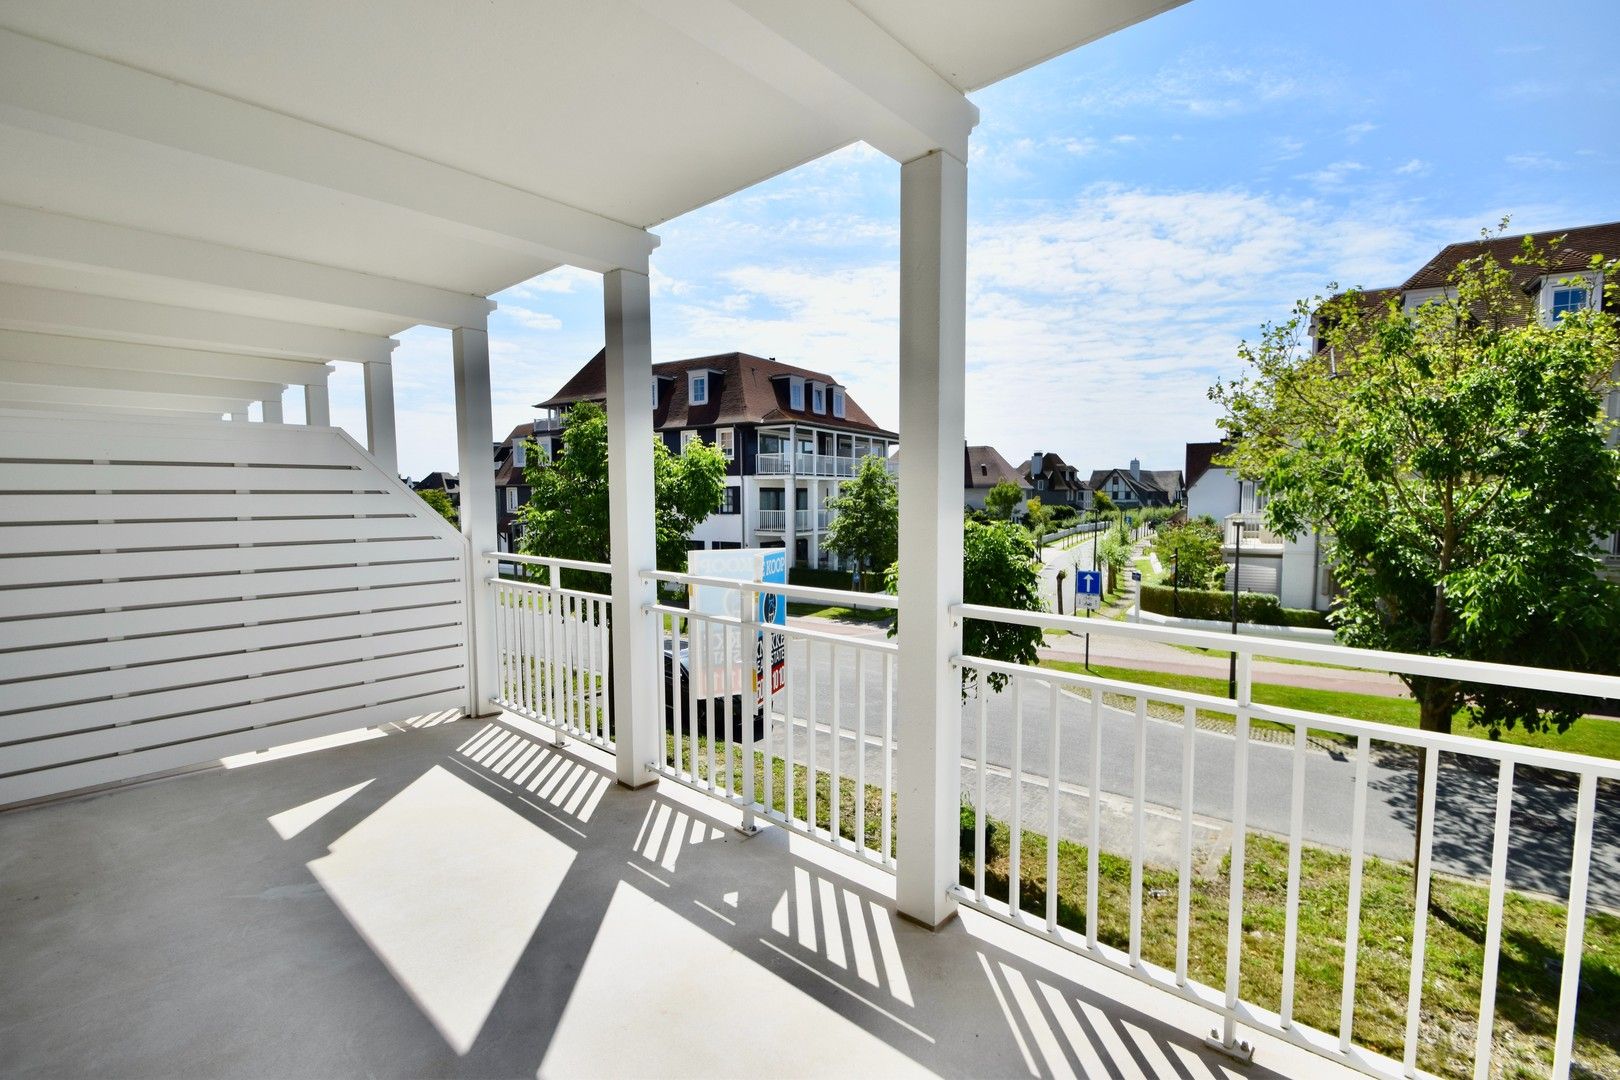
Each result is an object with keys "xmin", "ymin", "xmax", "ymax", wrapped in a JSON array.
[{"xmin": 0, "ymin": 5, "xmax": 1614, "ymax": 1080}]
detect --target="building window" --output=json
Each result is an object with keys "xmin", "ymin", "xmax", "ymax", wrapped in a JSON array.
[
  {"xmin": 831, "ymin": 387, "xmax": 845, "ymax": 418},
  {"xmin": 505, "ymin": 487, "xmax": 518, "ymax": 512},
  {"xmin": 789, "ymin": 377, "xmax": 805, "ymax": 410},
  {"xmin": 716, "ymin": 428, "xmax": 735, "ymax": 459},
  {"xmin": 720, "ymin": 487, "xmax": 738, "ymax": 514},
  {"xmin": 1551, "ymin": 285, "xmax": 1589, "ymax": 321},
  {"xmin": 812, "ymin": 383, "xmax": 825, "ymax": 413},
  {"xmin": 680, "ymin": 429, "xmax": 698, "ymax": 452},
  {"xmin": 979, "ymin": 464, "xmax": 988, "ymax": 477},
  {"xmin": 653, "ymin": 380, "xmax": 660, "ymax": 408},
  {"xmin": 689, "ymin": 372, "xmax": 709, "ymax": 406},
  {"xmin": 512, "ymin": 441, "xmax": 526, "ymax": 469}
]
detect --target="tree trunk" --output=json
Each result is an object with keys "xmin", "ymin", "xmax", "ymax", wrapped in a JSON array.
[{"xmin": 1409, "ymin": 679, "xmax": 1455, "ymax": 897}]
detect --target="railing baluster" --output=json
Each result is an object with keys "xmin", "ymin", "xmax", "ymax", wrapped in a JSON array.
[
  {"xmin": 1472, "ymin": 758, "xmax": 1515, "ymax": 1080},
  {"xmin": 599, "ymin": 597, "xmax": 611, "ymax": 743},
  {"xmin": 1281, "ymin": 720, "xmax": 1307, "ymax": 1023},
  {"xmin": 654, "ymin": 604, "xmax": 667, "ymax": 767},
  {"xmin": 1221, "ymin": 651, "xmax": 1253, "ymax": 1049},
  {"xmin": 1403, "ymin": 744, "xmax": 1439, "ymax": 1076},
  {"xmin": 975, "ymin": 673, "xmax": 988, "ymax": 903},
  {"xmin": 706, "ymin": 617, "xmax": 719, "ymax": 793},
  {"xmin": 687, "ymin": 615, "xmax": 701, "ymax": 787},
  {"xmin": 807, "ymin": 638, "xmax": 818, "ymax": 834},
  {"xmin": 1087, "ymin": 685, "xmax": 1102, "ymax": 951},
  {"xmin": 856, "ymin": 646, "xmax": 867, "ymax": 856},
  {"xmin": 1009, "ymin": 674, "xmax": 1024, "ymax": 916},
  {"xmin": 784, "ymin": 634, "xmax": 796, "ymax": 826},
  {"xmin": 1047, "ymin": 681, "xmax": 1061, "ymax": 935},
  {"xmin": 717, "ymin": 621, "xmax": 731, "ymax": 795},
  {"xmin": 881, "ymin": 650, "xmax": 893, "ymax": 866},
  {"xmin": 1177, "ymin": 702, "xmax": 1195, "ymax": 986},
  {"xmin": 1130, "ymin": 694, "xmax": 1147, "ymax": 966},
  {"xmin": 1339, "ymin": 733, "xmax": 1371, "ymax": 1052},
  {"xmin": 586, "ymin": 597, "xmax": 598, "ymax": 740},
  {"xmin": 762, "ymin": 623, "xmax": 775, "ymax": 818},
  {"xmin": 566, "ymin": 594, "xmax": 578, "ymax": 735},
  {"xmin": 831, "ymin": 640, "xmax": 843, "ymax": 845},
  {"xmin": 1552, "ymin": 772, "xmax": 1597, "ymax": 1080}
]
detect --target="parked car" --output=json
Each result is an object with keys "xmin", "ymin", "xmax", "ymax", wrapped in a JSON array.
[{"xmin": 662, "ymin": 639, "xmax": 764, "ymax": 743}]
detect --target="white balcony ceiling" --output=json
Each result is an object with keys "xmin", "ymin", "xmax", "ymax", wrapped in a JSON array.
[{"xmin": 0, "ymin": 0, "xmax": 1178, "ymax": 351}]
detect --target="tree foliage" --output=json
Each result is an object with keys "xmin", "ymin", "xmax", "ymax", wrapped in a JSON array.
[
  {"xmin": 886, "ymin": 519, "xmax": 1044, "ymax": 695},
  {"xmin": 1023, "ymin": 495, "xmax": 1055, "ymax": 554},
  {"xmin": 1152, "ymin": 516, "xmax": 1224, "ymax": 590},
  {"xmin": 1090, "ymin": 490, "xmax": 1116, "ymax": 515},
  {"xmin": 822, "ymin": 454, "xmax": 899, "ymax": 571},
  {"xmin": 1211, "ymin": 229, "xmax": 1620, "ymax": 736},
  {"xmin": 517, "ymin": 401, "xmax": 727, "ymax": 588},
  {"xmin": 416, "ymin": 486, "xmax": 458, "ymax": 529},
  {"xmin": 983, "ymin": 479, "xmax": 1023, "ymax": 521}
]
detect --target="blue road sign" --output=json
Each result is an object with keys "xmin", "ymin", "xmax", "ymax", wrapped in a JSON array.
[{"xmin": 1075, "ymin": 570, "xmax": 1102, "ymax": 597}]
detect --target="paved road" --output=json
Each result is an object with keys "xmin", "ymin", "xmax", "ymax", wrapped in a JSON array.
[{"xmin": 754, "ymin": 635, "xmax": 1620, "ymax": 910}]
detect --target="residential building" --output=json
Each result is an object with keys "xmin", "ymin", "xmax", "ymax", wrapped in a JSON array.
[
  {"xmin": 1088, "ymin": 458, "xmax": 1183, "ymax": 508},
  {"xmin": 964, "ymin": 444, "xmax": 1028, "ymax": 512},
  {"xmin": 410, "ymin": 470, "xmax": 459, "ymax": 507},
  {"xmin": 1185, "ymin": 440, "xmax": 1333, "ymax": 612},
  {"xmin": 493, "ymin": 422, "xmax": 538, "ymax": 553},
  {"xmin": 1021, "ymin": 450, "xmax": 1088, "ymax": 508},
  {"xmin": 534, "ymin": 350, "xmax": 895, "ymax": 569}
]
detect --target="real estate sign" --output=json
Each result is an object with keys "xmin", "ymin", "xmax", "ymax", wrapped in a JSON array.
[{"xmin": 686, "ymin": 547, "xmax": 787, "ymax": 719}]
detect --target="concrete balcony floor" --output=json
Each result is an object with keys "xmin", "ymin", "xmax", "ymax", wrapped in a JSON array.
[{"xmin": 0, "ymin": 713, "xmax": 1357, "ymax": 1079}]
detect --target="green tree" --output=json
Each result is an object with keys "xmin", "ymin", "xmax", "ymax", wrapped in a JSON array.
[
  {"xmin": 1152, "ymin": 517, "xmax": 1223, "ymax": 590},
  {"xmin": 823, "ymin": 454, "xmax": 899, "ymax": 573},
  {"xmin": 1096, "ymin": 531, "xmax": 1130, "ymax": 595},
  {"xmin": 1023, "ymin": 495, "xmax": 1055, "ymax": 555},
  {"xmin": 1090, "ymin": 490, "xmax": 1116, "ymax": 516},
  {"xmin": 1212, "ymin": 230, "xmax": 1620, "ymax": 739},
  {"xmin": 886, "ymin": 519, "xmax": 1044, "ymax": 694},
  {"xmin": 983, "ymin": 479, "xmax": 1022, "ymax": 521},
  {"xmin": 517, "ymin": 401, "xmax": 727, "ymax": 588},
  {"xmin": 417, "ymin": 486, "xmax": 458, "ymax": 529}
]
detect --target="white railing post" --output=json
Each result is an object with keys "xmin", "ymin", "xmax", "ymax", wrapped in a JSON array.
[
  {"xmin": 603, "ymin": 267, "xmax": 660, "ymax": 788},
  {"xmin": 894, "ymin": 147, "xmax": 968, "ymax": 929},
  {"xmin": 363, "ymin": 360, "xmax": 398, "ymax": 476},
  {"xmin": 547, "ymin": 558, "xmax": 566, "ymax": 747},
  {"xmin": 453, "ymin": 321, "xmax": 499, "ymax": 716}
]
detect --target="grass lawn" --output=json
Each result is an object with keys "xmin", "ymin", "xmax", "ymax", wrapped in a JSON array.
[
  {"xmin": 784, "ymin": 601, "xmax": 893, "ymax": 624},
  {"xmin": 661, "ymin": 734, "xmax": 1617, "ymax": 1079},
  {"xmin": 1041, "ymin": 658, "xmax": 1620, "ymax": 761},
  {"xmin": 965, "ymin": 812, "xmax": 1620, "ymax": 1080}
]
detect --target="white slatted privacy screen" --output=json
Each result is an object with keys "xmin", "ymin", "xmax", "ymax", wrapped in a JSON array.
[{"xmin": 0, "ymin": 410, "xmax": 470, "ymax": 805}]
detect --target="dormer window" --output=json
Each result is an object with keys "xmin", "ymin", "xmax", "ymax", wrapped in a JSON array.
[
  {"xmin": 831, "ymin": 386, "xmax": 845, "ymax": 418},
  {"xmin": 689, "ymin": 371, "xmax": 710, "ymax": 406},
  {"xmin": 811, "ymin": 382, "xmax": 826, "ymax": 413},
  {"xmin": 979, "ymin": 464, "xmax": 988, "ymax": 477},
  {"xmin": 513, "ymin": 441, "xmax": 526, "ymax": 469},
  {"xmin": 1540, "ymin": 273, "xmax": 1598, "ymax": 325},
  {"xmin": 1551, "ymin": 285, "xmax": 1590, "ymax": 320},
  {"xmin": 789, "ymin": 377, "xmax": 805, "ymax": 410}
]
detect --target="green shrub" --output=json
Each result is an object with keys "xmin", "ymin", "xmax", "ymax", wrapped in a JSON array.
[
  {"xmin": 1139, "ymin": 582, "xmax": 1323, "ymax": 626},
  {"xmin": 789, "ymin": 566, "xmax": 886, "ymax": 593}
]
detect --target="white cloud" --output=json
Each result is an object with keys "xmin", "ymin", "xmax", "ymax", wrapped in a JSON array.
[
  {"xmin": 1296, "ymin": 160, "xmax": 1366, "ymax": 189},
  {"xmin": 1505, "ymin": 152, "xmax": 1569, "ymax": 171},
  {"xmin": 501, "ymin": 306, "xmax": 563, "ymax": 332},
  {"xmin": 1394, "ymin": 158, "xmax": 1430, "ymax": 176},
  {"xmin": 1343, "ymin": 121, "xmax": 1378, "ymax": 143}
]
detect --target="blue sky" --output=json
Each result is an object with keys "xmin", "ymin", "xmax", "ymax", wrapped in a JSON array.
[{"xmin": 332, "ymin": 0, "xmax": 1620, "ymax": 480}]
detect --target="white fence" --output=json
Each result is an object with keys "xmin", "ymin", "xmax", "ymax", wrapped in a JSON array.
[
  {"xmin": 643, "ymin": 570, "xmax": 899, "ymax": 868},
  {"xmin": 0, "ymin": 410, "xmax": 471, "ymax": 806},
  {"xmin": 486, "ymin": 553, "xmax": 613, "ymax": 749},
  {"xmin": 952, "ymin": 603, "xmax": 1619, "ymax": 1080}
]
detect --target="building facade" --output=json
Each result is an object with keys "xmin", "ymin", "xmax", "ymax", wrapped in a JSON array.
[
  {"xmin": 1021, "ymin": 451, "xmax": 1088, "ymax": 508},
  {"xmin": 1088, "ymin": 459, "xmax": 1183, "ymax": 508},
  {"xmin": 517, "ymin": 350, "xmax": 896, "ymax": 569}
]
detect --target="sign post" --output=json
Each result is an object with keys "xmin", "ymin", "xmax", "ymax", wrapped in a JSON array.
[{"xmin": 1075, "ymin": 568, "xmax": 1102, "ymax": 670}]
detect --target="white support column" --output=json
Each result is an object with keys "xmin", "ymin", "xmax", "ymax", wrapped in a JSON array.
[
  {"xmin": 603, "ymin": 267, "xmax": 661, "ymax": 788},
  {"xmin": 304, "ymin": 378, "xmax": 331, "ymax": 426},
  {"xmin": 784, "ymin": 422, "xmax": 798, "ymax": 568},
  {"xmin": 453, "ymin": 323, "xmax": 500, "ymax": 717},
  {"xmin": 260, "ymin": 391, "xmax": 284, "ymax": 424},
  {"xmin": 894, "ymin": 148, "xmax": 968, "ymax": 929},
  {"xmin": 363, "ymin": 361, "xmax": 399, "ymax": 475}
]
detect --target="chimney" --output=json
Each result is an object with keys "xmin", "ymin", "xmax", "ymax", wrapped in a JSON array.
[
  {"xmin": 1130, "ymin": 457, "xmax": 1140, "ymax": 479},
  {"xmin": 1029, "ymin": 452, "xmax": 1044, "ymax": 476}
]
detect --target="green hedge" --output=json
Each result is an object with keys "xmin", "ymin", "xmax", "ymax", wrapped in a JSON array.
[
  {"xmin": 789, "ymin": 567, "xmax": 886, "ymax": 593},
  {"xmin": 1138, "ymin": 583, "xmax": 1331, "ymax": 629}
]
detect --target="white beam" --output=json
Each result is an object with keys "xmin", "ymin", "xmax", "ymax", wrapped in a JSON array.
[
  {"xmin": 0, "ymin": 327, "xmax": 334, "ymax": 385},
  {"xmin": 0, "ymin": 30, "xmax": 659, "ymax": 272},
  {"xmin": 0, "ymin": 356, "xmax": 283, "ymax": 404},
  {"xmin": 1, "ymin": 400, "xmax": 227, "ymax": 421},
  {"xmin": 453, "ymin": 324, "xmax": 499, "ymax": 716},
  {"xmin": 303, "ymin": 380, "xmax": 330, "ymax": 427},
  {"xmin": 633, "ymin": 0, "xmax": 979, "ymax": 162},
  {"xmin": 0, "ymin": 203, "xmax": 496, "ymax": 329},
  {"xmin": 603, "ymin": 269, "xmax": 661, "ymax": 789},
  {"xmin": 895, "ymin": 149, "xmax": 968, "ymax": 929},
  {"xmin": 0, "ymin": 282, "xmax": 395, "ymax": 364},
  {"xmin": 363, "ymin": 362, "xmax": 399, "ymax": 476},
  {"xmin": 0, "ymin": 382, "xmax": 250, "ymax": 416}
]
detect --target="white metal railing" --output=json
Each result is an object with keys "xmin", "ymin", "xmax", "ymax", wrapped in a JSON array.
[
  {"xmin": 756, "ymin": 452, "xmax": 789, "ymax": 475},
  {"xmin": 485, "ymin": 552, "xmax": 614, "ymax": 749},
  {"xmin": 642, "ymin": 570, "xmax": 900, "ymax": 867},
  {"xmin": 758, "ymin": 509, "xmax": 786, "ymax": 531},
  {"xmin": 951, "ymin": 601, "xmax": 1620, "ymax": 1080},
  {"xmin": 1226, "ymin": 513, "xmax": 1284, "ymax": 548},
  {"xmin": 753, "ymin": 452, "xmax": 860, "ymax": 477}
]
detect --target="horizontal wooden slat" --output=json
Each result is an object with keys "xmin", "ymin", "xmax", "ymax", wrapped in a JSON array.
[
  {"xmin": 7, "ymin": 604, "xmax": 464, "ymax": 679},
  {"xmin": 2, "ymin": 560, "xmax": 464, "ymax": 617},
  {"xmin": 1, "ymin": 625, "xmax": 465, "ymax": 713},
  {"xmin": 0, "ymin": 689, "xmax": 469, "ymax": 807},
  {"xmin": 0, "ymin": 491, "xmax": 409, "ymax": 522},
  {"xmin": 0, "ymin": 462, "xmax": 376, "ymax": 493},
  {"xmin": 0, "ymin": 515, "xmax": 434, "ymax": 553},
  {"xmin": 0, "ymin": 580, "xmax": 465, "ymax": 650},
  {"xmin": 0, "ymin": 415, "xmax": 361, "ymax": 466},
  {"xmin": 0, "ymin": 538, "xmax": 461, "ymax": 587},
  {"xmin": 0, "ymin": 646, "xmax": 465, "ymax": 742}
]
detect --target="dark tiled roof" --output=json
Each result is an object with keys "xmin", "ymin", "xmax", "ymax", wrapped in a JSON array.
[
  {"xmin": 493, "ymin": 421, "xmax": 538, "ymax": 486},
  {"xmin": 965, "ymin": 445, "xmax": 1024, "ymax": 489},
  {"xmin": 1184, "ymin": 441, "xmax": 1230, "ymax": 490},
  {"xmin": 1023, "ymin": 451, "xmax": 1085, "ymax": 492},
  {"xmin": 537, "ymin": 349, "xmax": 896, "ymax": 438},
  {"xmin": 1400, "ymin": 222, "xmax": 1620, "ymax": 292},
  {"xmin": 1088, "ymin": 467, "xmax": 1180, "ymax": 495}
]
